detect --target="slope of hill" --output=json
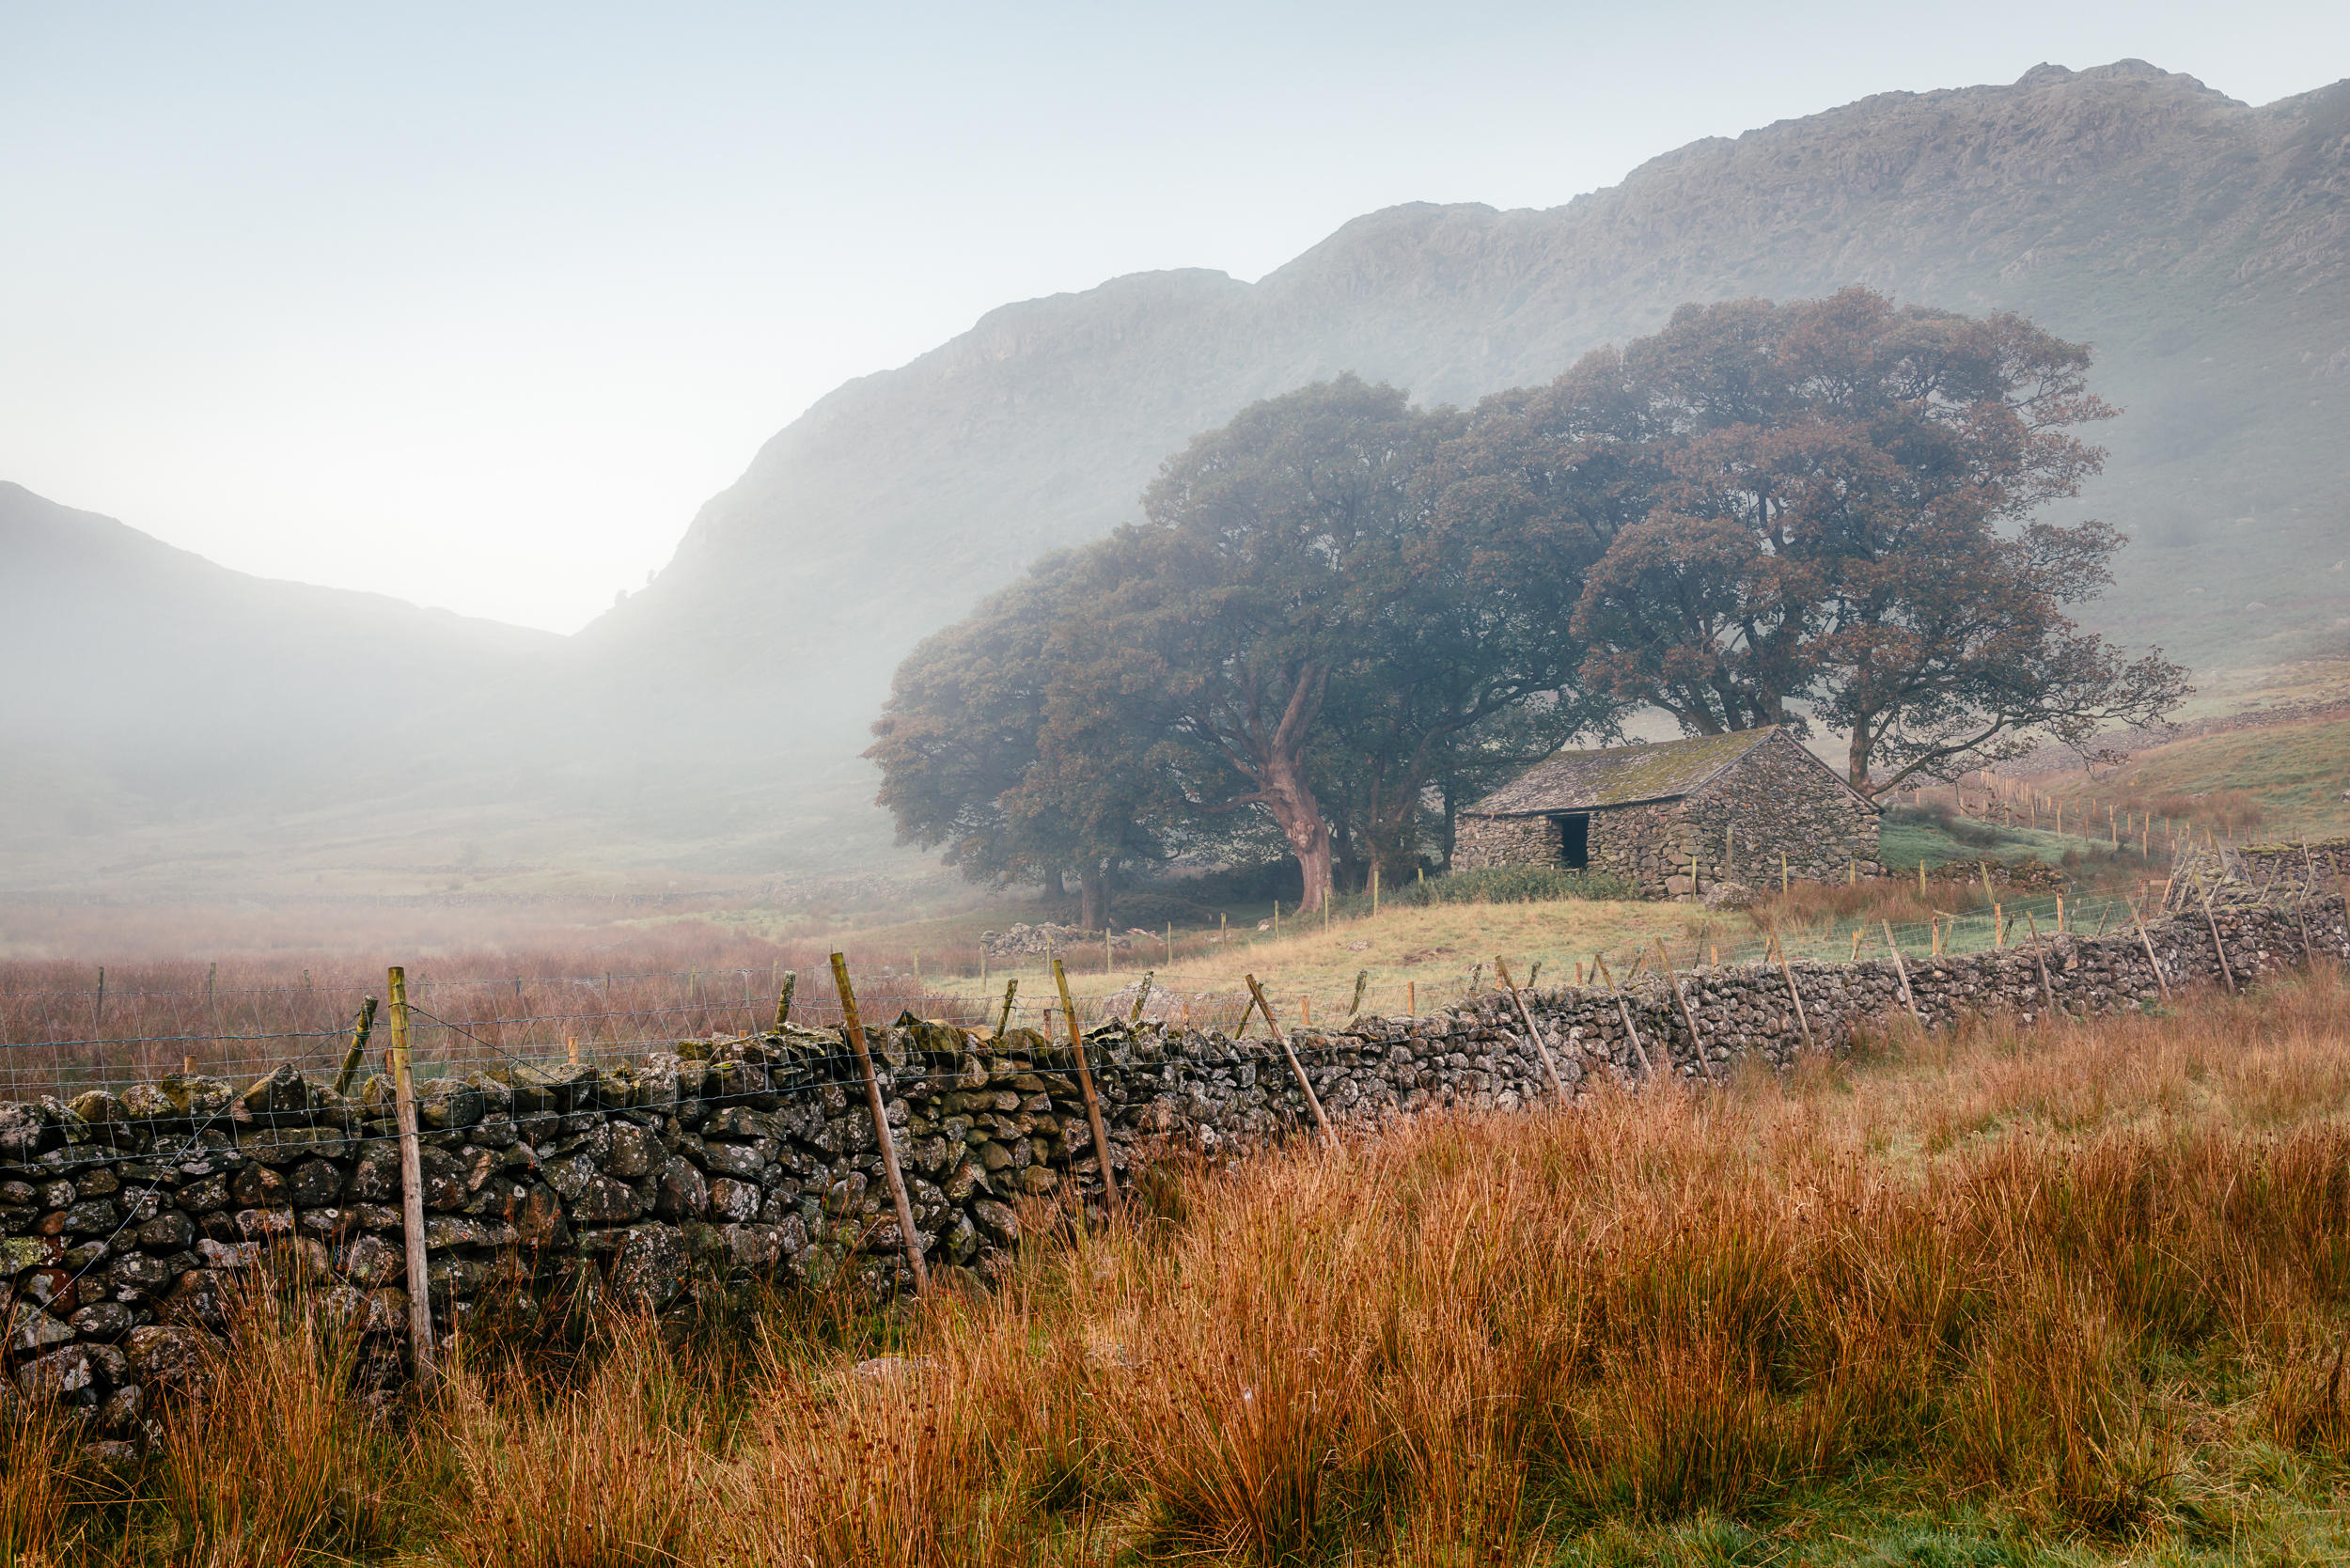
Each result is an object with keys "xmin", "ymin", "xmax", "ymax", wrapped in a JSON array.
[
  {"xmin": 9, "ymin": 58, "xmax": 2349, "ymax": 898},
  {"xmin": 588, "ymin": 58, "xmax": 2350, "ymax": 749},
  {"xmin": 0, "ymin": 481, "xmax": 557, "ymax": 821}
]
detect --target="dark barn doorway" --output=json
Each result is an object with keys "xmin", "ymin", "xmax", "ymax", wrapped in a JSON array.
[{"xmin": 1557, "ymin": 812, "xmax": 1590, "ymax": 869}]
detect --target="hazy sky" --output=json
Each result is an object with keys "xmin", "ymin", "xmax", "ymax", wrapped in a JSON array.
[{"xmin": 4, "ymin": 4, "xmax": 2344, "ymax": 634}]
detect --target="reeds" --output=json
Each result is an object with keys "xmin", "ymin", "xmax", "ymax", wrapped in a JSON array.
[
  {"xmin": 0, "ymin": 1398, "xmax": 88, "ymax": 1568},
  {"xmin": 149, "ymin": 1276, "xmax": 402, "ymax": 1565},
  {"xmin": 13, "ymin": 969, "xmax": 2350, "ymax": 1563}
]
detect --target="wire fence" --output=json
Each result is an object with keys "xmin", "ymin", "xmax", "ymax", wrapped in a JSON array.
[
  {"xmin": 5, "ymin": 857, "xmax": 2324, "ymax": 1110},
  {"xmin": 0, "ymin": 901, "xmax": 2119, "ymax": 1102},
  {"xmin": 0, "ymin": 964, "xmax": 981, "ymax": 1105}
]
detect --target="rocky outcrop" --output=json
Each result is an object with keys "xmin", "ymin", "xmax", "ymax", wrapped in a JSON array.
[{"xmin": 6, "ymin": 896, "xmax": 2342, "ymax": 1431}]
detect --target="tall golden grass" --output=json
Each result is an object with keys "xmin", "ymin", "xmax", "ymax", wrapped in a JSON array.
[{"xmin": 18, "ymin": 970, "xmax": 2350, "ymax": 1563}]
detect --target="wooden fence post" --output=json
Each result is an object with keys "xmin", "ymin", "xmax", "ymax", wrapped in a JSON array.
[
  {"xmin": 1052, "ymin": 959, "xmax": 1123, "ymax": 1206},
  {"xmin": 1768, "ymin": 933, "xmax": 1816, "ymax": 1053},
  {"xmin": 2022, "ymin": 911, "xmax": 2059, "ymax": 1017},
  {"xmin": 385, "ymin": 966, "xmax": 435, "ymax": 1387},
  {"xmin": 2192, "ymin": 874, "xmax": 2237, "ymax": 995},
  {"xmin": 2295, "ymin": 843, "xmax": 2316, "ymax": 959},
  {"xmin": 1593, "ymin": 956, "xmax": 1659, "ymax": 1082},
  {"xmin": 773, "ymin": 971, "xmax": 796, "ymax": 1030},
  {"xmin": 2129, "ymin": 900, "xmax": 2172, "ymax": 1002},
  {"xmin": 1881, "ymin": 921, "xmax": 1925, "ymax": 1030},
  {"xmin": 1653, "ymin": 938, "xmax": 1716, "ymax": 1079},
  {"xmin": 333, "ymin": 997, "xmax": 379, "ymax": 1098},
  {"xmin": 830, "ymin": 954, "xmax": 928, "ymax": 1292},
  {"xmin": 1243, "ymin": 974, "xmax": 1335, "ymax": 1147},
  {"xmin": 993, "ymin": 979, "xmax": 1018, "ymax": 1039},
  {"xmin": 1494, "ymin": 958, "xmax": 1568, "ymax": 1103},
  {"xmin": 1129, "ymin": 970, "xmax": 1155, "ymax": 1027}
]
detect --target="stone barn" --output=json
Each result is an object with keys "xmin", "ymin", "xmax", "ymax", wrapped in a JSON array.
[{"xmin": 1451, "ymin": 727, "xmax": 1881, "ymax": 899}]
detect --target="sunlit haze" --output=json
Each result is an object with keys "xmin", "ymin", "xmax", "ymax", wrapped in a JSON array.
[{"xmin": 5, "ymin": 1, "xmax": 2344, "ymax": 632}]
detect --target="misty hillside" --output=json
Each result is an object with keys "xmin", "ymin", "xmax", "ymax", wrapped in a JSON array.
[
  {"xmin": 593, "ymin": 58, "xmax": 2350, "ymax": 745},
  {"xmin": 8, "ymin": 58, "xmax": 2350, "ymax": 895},
  {"xmin": 0, "ymin": 482, "xmax": 557, "ymax": 834}
]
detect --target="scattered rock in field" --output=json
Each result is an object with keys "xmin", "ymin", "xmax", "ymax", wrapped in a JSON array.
[
  {"xmin": 979, "ymin": 923, "xmax": 1143, "ymax": 961},
  {"xmin": 1701, "ymin": 881, "xmax": 1757, "ymax": 911}
]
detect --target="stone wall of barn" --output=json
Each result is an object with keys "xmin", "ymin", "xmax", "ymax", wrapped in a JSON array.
[
  {"xmin": 1673, "ymin": 733, "xmax": 1881, "ymax": 894},
  {"xmin": 1449, "ymin": 812, "xmax": 1559, "ymax": 871},
  {"xmin": 5, "ymin": 895, "xmax": 2342, "ymax": 1432},
  {"xmin": 1584, "ymin": 801, "xmax": 1684, "ymax": 892},
  {"xmin": 1452, "ymin": 735, "xmax": 1879, "ymax": 898}
]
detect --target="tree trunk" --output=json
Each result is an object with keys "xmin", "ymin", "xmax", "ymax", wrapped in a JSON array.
[
  {"xmin": 1846, "ymin": 715, "xmax": 1875, "ymax": 793},
  {"xmin": 1261, "ymin": 750, "xmax": 1335, "ymax": 911},
  {"xmin": 1078, "ymin": 864, "xmax": 1107, "ymax": 932}
]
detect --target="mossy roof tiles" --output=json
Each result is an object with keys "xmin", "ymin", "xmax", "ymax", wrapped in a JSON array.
[{"xmin": 1464, "ymin": 729, "xmax": 1783, "ymax": 816}]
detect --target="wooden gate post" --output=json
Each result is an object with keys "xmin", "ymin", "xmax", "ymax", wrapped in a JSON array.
[
  {"xmin": 831, "ymin": 954, "xmax": 929, "ymax": 1292},
  {"xmin": 385, "ymin": 967, "xmax": 435, "ymax": 1387}
]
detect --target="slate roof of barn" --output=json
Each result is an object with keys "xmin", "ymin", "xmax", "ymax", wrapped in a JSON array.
[{"xmin": 1462, "ymin": 729, "xmax": 1788, "ymax": 816}]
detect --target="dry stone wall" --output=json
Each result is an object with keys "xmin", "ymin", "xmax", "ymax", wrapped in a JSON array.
[
  {"xmin": 6, "ymin": 896, "xmax": 2343, "ymax": 1432},
  {"xmin": 2240, "ymin": 838, "xmax": 2350, "ymax": 882}
]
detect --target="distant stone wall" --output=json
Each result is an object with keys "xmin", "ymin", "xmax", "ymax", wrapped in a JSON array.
[
  {"xmin": 2240, "ymin": 838, "xmax": 2350, "ymax": 882},
  {"xmin": 1451, "ymin": 732, "xmax": 1878, "ymax": 898},
  {"xmin": 6, "ymin": 896, "xmax": 2342, "ymax": 1432}
]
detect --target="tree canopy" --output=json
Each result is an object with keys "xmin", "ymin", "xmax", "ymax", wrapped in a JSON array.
[{"xmin": 869, "ymin": 289, "xmax": 2185, "ymax": 914}]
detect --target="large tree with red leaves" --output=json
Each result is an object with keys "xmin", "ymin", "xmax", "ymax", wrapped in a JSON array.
[{"xmin": 1516, "ymin": 288, "xmax": 2184, "ymax": 788}]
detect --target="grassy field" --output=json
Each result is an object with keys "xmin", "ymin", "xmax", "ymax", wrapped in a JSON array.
[
  {"xmin": 11, "ymin": 969, "xmax": 2350, "ymax": 1566},
  {"xmin": 954, "ymin": 894, "xmax": 1703, "ymax": 1027},
  {"xmin": 2085, "ymin": 713, "xmax": 2350, "ymax": 845}
]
